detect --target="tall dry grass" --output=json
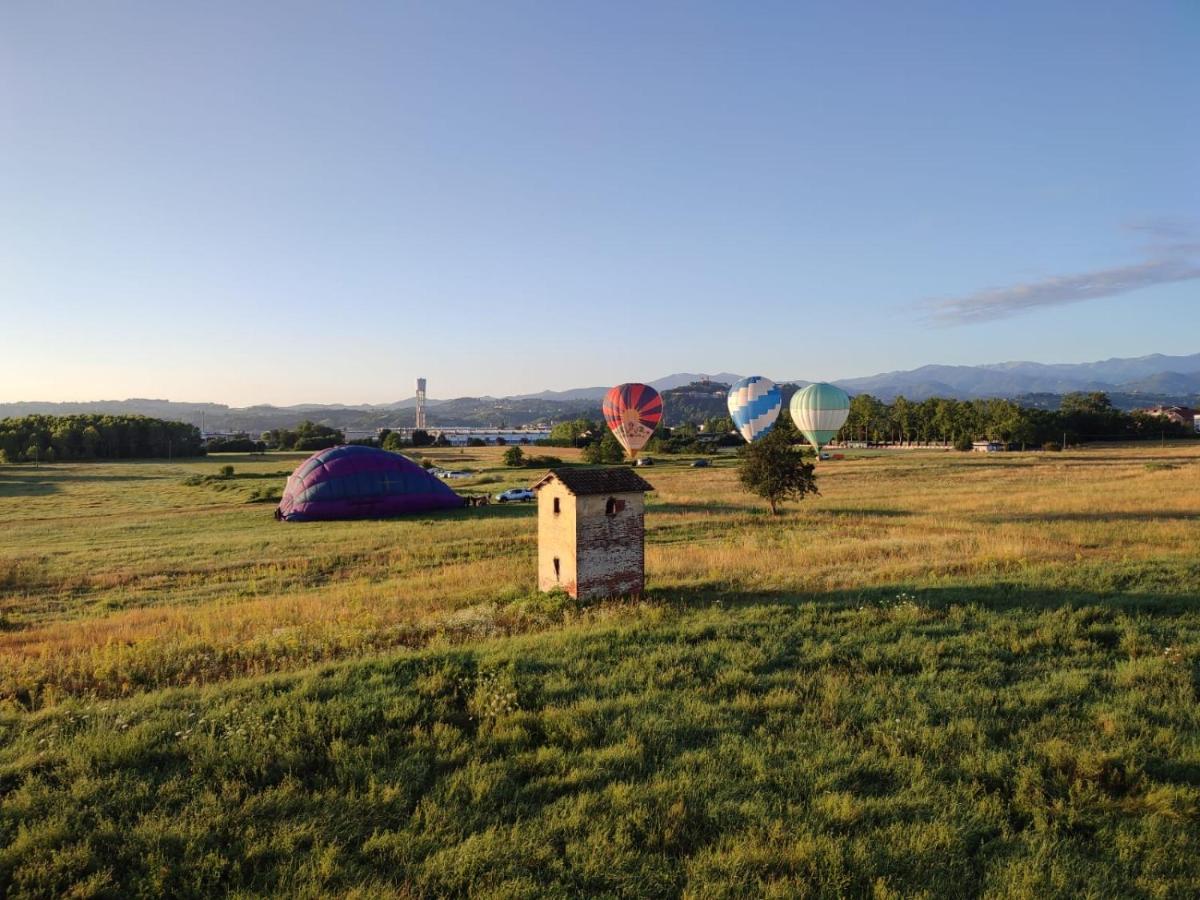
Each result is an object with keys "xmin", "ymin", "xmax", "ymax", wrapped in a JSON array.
[{"xmin": 1, "ymin": 445, "xmax": 1197, "ymax": 706}]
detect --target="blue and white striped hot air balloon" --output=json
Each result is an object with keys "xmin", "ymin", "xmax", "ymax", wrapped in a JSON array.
[{"xmin": 726, "ymin": 376, "xmax": 782, "ymax": 443}]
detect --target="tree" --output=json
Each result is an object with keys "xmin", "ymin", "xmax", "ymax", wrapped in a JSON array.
[
  {"xmin": 845, "ymin": 393, "xmax": 887, "ymax": 443},
  {"xmin": 737, "ymin": 428, "xmax": 818, "ymax": 514},
  {"xmin": 548, "ymin": 419, "xmax": 598, "ymax": 446},
  {"xmin": 1060, "ymin": 391, "xmax": 1113, "ymax": 416},
  {"xmin": 583, "ymin": 432, "xmax": 625, "ymax": 464},
  {"xmin": 703, "ymin": 415, "xmax": 734, "ymax": 436},
  {"xmin": 81, "ymin": 425, "xmax": 101, "ymax": 458},
  {"xmin": 503, "ymin": 445, "xmax": 525, "ymax": 467},
  {"xmin": 891, "ymin": 396, "xmax": 914, "ymax": 443}
]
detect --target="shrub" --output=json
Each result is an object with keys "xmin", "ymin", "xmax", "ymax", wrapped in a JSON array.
[
  {"xmin": 953, "ymin": 436, "xmax": 974, "ymax": 452},
  {"xmin": 219, "ymin": 465, "xmax": 235, "ymax": 479},
  {"xmin": 1043, "ymin": 441, "xmax": 1062, "ymax": 452},
  {"xmin": 583, "ymin": 433, "xmax": 625, "ymax": 464},
  {"xmin": 205, "ymin": 438, "xmax": 264, "ymax": 453},
  {"xmin": 293, "ymin": 437, "xmax": 341, "ymax": 452},
  {"xmin": 503, "ymin": 446, "xmax": 525, "ymax": 467}
]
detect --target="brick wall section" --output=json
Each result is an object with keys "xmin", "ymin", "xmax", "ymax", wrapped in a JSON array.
[{"xmin": 574, "ymin": 492, "xmax": 645, "ymax": 601}]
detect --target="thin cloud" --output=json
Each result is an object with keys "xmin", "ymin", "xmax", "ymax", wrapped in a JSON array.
[
  {"xmin": 922, "ymin": 222, "xmax": 1200, "ymax": 326},
  {"xmin": 1125, "ymin": 216, "xmax": 1194, "ymax": 242}
]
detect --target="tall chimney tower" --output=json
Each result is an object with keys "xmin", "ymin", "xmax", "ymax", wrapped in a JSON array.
[{"xmin": 415, "ymin": 377, "xmax": 428, "ymax": 430}]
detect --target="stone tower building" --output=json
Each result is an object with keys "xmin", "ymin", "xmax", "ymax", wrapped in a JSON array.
[{"xmin": 532, "ymin": 467, "xmax": 653, "ymax": 601}]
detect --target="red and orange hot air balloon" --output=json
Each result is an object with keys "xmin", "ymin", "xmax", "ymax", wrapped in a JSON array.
[{"xmin": 602, "ymin": 383, "xmax": 664, "ymax": 458}]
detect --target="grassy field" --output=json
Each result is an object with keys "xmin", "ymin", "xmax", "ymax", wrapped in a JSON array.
[{"xmin": 1, "ymin": 445, "xmax": 1198, "ymax": 896}]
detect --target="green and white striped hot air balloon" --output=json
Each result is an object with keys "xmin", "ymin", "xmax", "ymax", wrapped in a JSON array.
[{"xmin": 789, "ymin": 382, "xmax": 850, "ymax": 452}]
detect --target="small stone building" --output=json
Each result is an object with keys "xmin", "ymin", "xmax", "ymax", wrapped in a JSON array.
[{"xmin": 532, "ymin": 467, "xmax": 654, "ymax": 601}]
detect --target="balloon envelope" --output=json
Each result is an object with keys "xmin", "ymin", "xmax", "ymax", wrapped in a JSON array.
[
  {"xmin": 789, "ymin": 382, "xmax": 851, "ymax": 451},
  {"xmin": 602, "ymin": 383, "xmax": 664, "ymax": 457},
  {"xmin": 277, "ymin": 445, "xmax": 463, "ymax": 521},
  {"xmin": 727, "ymin": 376, "xmax": 781, "ymax": 443}
]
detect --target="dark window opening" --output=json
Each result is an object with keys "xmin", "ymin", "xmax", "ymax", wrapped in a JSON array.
[
  {"xmin": 553, "ymin": 557, "xmax": 560, "ymax": 580},
  {"xmin": 553, "ymin": 497, "xmax": 560, "ymax": 514},
  {"xmin": 605, "ymin": 497, "xmax": 617, "ymax": 516}
]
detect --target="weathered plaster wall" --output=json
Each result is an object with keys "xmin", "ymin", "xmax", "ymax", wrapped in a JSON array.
[{"xmin": 537, "ymin": 481, "xmax": 577, "ymax": 596}]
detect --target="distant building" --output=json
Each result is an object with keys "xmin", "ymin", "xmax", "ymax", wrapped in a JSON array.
[
  {"xmin": 415, "ymin": 378, "xmax": 428, "ymax": 430},
  {"xmin": 972, "ymin": 440, "xmax": 1006, "ymax": 453},
  {"xmin": 1136, "ymin": 405, "xmax": 1197, "ymax": 427},
  {"xmin": 532, "ymin": 467, "xmax": 653, "ymax": 601}
]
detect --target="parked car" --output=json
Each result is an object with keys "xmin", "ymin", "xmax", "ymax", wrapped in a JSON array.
[
  {"xmin": 690, "ymin": 458, "xmax": 709, "ymax": 468},
  {"xmin": 496, "ymin": 488, "xmax": 535, "ymax": 503},
  {"xmin": 634, "ymin": 457, "xmax": 655, "ymax": 467},
  {"xmin": 440, "ymin": 470, "xmax": 473, "ymax": 479}
]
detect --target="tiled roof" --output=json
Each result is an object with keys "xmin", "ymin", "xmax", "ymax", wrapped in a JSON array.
[{"xmin": 531, "ymin": 467, "xmax": 654, "ymax": 496}]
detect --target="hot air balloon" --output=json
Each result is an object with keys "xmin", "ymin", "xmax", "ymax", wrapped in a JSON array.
[
  {"xmin": 789, "ymin": 382, "xmax": 851, "ymax": 452},
  {"xmin": 276, "ymin": 445, "xmax": 463, "ymax": 521},
  {"xmin": 726, "ymin": 376, "xmax": 782, "ymax": 443},
  {"xmin": 602, "ymin": 383, "xmax": 663, "ymax": 458}
]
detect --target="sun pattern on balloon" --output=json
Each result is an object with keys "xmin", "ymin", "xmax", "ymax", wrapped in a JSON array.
[{"xmin": 602, "ymin": 383, "xmax": 664, "ymax": 458}]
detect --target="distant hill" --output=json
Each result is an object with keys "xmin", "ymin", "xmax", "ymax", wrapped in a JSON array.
[
  {"xmin": 3, "ymin": 354, "xmax": 1197, "ymax": 430},
  {"xmin": 1116, "ymin": 371, "xmax": 1200, "ymax": 396},
  {"xmin": 834, "ymin": 353, "xmax": 1200, "ymax": 401},
  {"xmin": 513, "ymin": 372, "xmax": 746, "ymax": 403}
]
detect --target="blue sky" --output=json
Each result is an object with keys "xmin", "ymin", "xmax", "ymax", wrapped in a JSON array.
[{"xmin": 2, "ymin": 1, "xmax": 1196, "ymax": 405}]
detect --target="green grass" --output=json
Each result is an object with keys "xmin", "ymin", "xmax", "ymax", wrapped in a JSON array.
[{"xmin": 1, "ymin": 446, "xmax": 1198, "ymax": 896}]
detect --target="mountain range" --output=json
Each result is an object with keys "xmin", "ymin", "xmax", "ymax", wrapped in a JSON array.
[
  {"xmin": 2, "ymin": 354, "xmax": 1196, "ymax": 432},
  {"xmin": 833, "ymin": 353, "xmax": 1200, "ymax": 400}
]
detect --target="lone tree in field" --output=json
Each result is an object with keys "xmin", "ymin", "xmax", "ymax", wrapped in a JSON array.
[
  {"xmin": 502, "ymin": 445, "xmax": 525, "ymax": 467},
  {"xmin": 738, "ymin": 428, "xmax": 818, "ymax": 514}
]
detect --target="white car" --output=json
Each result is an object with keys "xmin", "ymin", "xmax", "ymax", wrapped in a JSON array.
[
  {"xmin": 496, "ymin": 488, "xmax": 535, "ymax": 503},
  {"xmin": 440, "ymin": 470, "xmax": 473, "ymax": 479}
]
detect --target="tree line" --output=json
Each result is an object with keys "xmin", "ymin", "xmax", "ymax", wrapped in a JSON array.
[
  {"xmin": 843, "ymin": 391, "xmax": 1192, "ymax": 449},
  {"xmin": 539, "ymin": 391, "xmax": 1192, "ymax": 456},
  {"xmin": 0, "ymin": 415, "xmax": 205, "ymax": 463},
  {"xmin": 6, "ymin": 392, "xmax": 1185, "ymax": 466}
]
